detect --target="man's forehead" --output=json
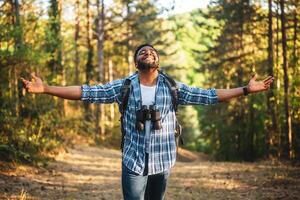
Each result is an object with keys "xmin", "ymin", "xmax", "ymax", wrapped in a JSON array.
[{"xmin": 138, "ymin": 46, "xmax": 156, "ymax": 54}]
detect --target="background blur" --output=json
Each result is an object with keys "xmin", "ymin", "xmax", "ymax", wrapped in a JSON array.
[{"xmin": 0, "ymin": 0, "xmax": 299, "ymax": 164}]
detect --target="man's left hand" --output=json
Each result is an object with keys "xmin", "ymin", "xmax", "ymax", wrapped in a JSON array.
[{"xmin": 247, "ymin": 74, "xmax": 274, "ymax": 94}]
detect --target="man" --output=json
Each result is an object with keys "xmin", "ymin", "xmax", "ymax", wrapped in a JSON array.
[{"xmin": 21, "ymin": 44, "xmax": 274, "ymax": 200}]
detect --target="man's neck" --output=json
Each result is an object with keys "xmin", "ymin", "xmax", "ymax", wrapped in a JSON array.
[{"xmin": 138, "ymin": 68, "xmax": 158, "ymax": 86}]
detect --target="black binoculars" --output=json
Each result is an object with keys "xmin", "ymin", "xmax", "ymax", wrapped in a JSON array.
[{"xmin": 136, "ymin": 105, "xmax": 162, "ymax": 131}]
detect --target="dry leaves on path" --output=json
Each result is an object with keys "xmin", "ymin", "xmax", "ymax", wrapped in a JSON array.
[{"xmin": 0, "ymin": 145, "xmax": 299, "ymax": 200}]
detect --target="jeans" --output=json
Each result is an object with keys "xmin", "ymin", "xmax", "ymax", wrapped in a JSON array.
[{"xmin": 122, "ymin": 154, "xmax": 170, "ymax": 200}]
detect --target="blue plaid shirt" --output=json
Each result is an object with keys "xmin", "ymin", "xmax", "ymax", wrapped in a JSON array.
[{"xmin": 81, "ymin": 72, "xmax": 219, "ymax": 175}]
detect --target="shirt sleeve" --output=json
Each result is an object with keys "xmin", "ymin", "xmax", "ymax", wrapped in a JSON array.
[
  {"xmin": 177, "ymin": 82, "xmax": 219, "ymax": 105},
  {"xmin": 81, "ymin": 79, "xmax": 123, "ymax": 103}
]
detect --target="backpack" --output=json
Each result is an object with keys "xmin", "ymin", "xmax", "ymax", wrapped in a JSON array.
[{"xmin": 119, "ymin": 71, "xmax": 183, "ymax": 152}]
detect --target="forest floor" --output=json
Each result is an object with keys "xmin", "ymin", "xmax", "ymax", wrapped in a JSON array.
[{"xmin": 0, "ymin": 144, "xmax": 300, "ymax": 200}]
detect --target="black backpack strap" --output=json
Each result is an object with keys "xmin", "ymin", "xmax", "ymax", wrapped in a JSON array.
[
  {"xmin": 159, "ymin": 71, "xmax": 179, "ymax": 112},
  {"xmin": 120, "ymin": 78, "xmax": 132, "ymax": 151},
  {"xmin": 120, "ymin": 78, "xmax": 132, "ymax": 114},
  {"xmin": 159, "ymin": 71, "xmax": 184, "ymax": 148}
]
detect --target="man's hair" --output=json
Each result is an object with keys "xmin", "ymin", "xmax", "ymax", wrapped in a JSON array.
[{"xmin": 134, "ymin": 44, "xmax": 159, "ymax": 64}]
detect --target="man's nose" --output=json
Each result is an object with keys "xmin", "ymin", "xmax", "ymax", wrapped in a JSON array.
[{"xmin": 145, "ymin": 50, "xmax": 151, "ymax": 56}]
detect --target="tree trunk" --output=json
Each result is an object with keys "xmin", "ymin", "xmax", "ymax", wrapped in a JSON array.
[
  {"xmin": 237, "ymin": 1, "xmax": 248, "ymax": 160},
  {"xmin": 47, "ymin": 0, "xmax": 64, "ymax": 116},
  {"xmin": 275, "ymin": 1, "xmax": 282, "ymax": 158},
  {"xmin": 57, "ymin": 0, "xmax": 64, "ymax": 116},
  {"xmin": 85, "ymin": 0, "xmax": 93, "ymax": 83},
  {"xmin": 266, "ymin": 0, "xmax": 278, "ymax": 158},
  {"xmin": 95, "ymin": 0, "xmax": 105, "ymax": 142},
  {"xmin": 13, "ymin": 0, "xmax": 22, "ymax": 49},
  {"xmin": 108, "ymin": 58, "xmax": 114, "ymax": 127},
  {"xmin": 48, "ymin": 0, "xmax": 63, "ymax": 76},
  {"xmin": 292, "ymin": 2, "xmax": 299, "ymax": 160},
  {"xmin": 84, "ymin": 0, "xmax": 93, "ymax": 121},
  {"xmin": 292, "ymin": 7, "xmax": 298, "ymax": 67},
  {"xmin": 74, "ymin": 0, "xmax": 80, "ymax": 85},
  {"xmin": 13, "ymin": 0, "xmax": 22, "ymax": 117},
  {"xmin": 126, "ymin": 2, "xmax": 133, "ymax": 75},
  {"xmin": 280, "ymin": 0, "xmax": 293, "ymax": 159}
]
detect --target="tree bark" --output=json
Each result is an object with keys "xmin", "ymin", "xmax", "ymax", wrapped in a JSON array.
[
  {"xmin": 275, "ymin": 1, "xmax": 282, "ymax": 158},
  {"xmin": 85, "ymin": 0, "xmax": 93, "ymax": 83},
  {"xmin": 280, "ymin": 0, "xmax": 293, "ymax": 159},
  {"xmin": 126, "ymin": 1, "xmax": 133, "ymax": 75},
  {"xmin": 13, "ymin": 0, "xmax": 22, "ymax": 117},
  {"xmin": 84, "ymin": 0, "xmax": 93, "ymax": 121},
  {"xmin": 47, "ymin": 0, "xmax": 64, "ymax": 115},
  {"xmin": 74, "ymin": 0, "xmax": 80, "ymax": 85},
  {"xmin": 108, "ymin": 58, "xmax": 115, "ymax": 128},
  {"xmin": 48, "ymin": 0, "xmax": 62, "ymax": 76},
  {"xmin": 291, "ymin": 2, "xmax": 299, "ymax": 159},
  {"xmin": 95, "ymin": 0, "xmax": 105, "ymax": 141},
  {"xmin": 266, "ymin": 0, "xmax": 278, "ymax": 158}
]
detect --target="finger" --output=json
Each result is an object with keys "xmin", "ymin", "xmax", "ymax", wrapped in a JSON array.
[
  {"xmin": 264, "ymin": 83, "xmax": 271, "ymax": 88},
  {"xmin": 31, "ymin": 72, "xmax": 39, "ymax": 80},
  {"xmin": 264, "ymin": 78, "xmax": 274, "ymax": 85},
  {"xmin": 265, "ymin": 81, "xmax": 273, "ymax": 87},
  {"xmin": 20, "ymin": 77, "xmax": 28, "ymax": 83},
  {"xmin": 251, "ymin": 74, "xmax": 257, "ymax": 80},
  {"xmin": 263, "ymin": 76, "xmax": 273, "ymax": 83},
  {"xmin": 264, "ymin": 78, "xmax": 274, "ymax": 84},
  {"xmin": 264, "ymin": 77, "xmax": 273, "ymax": 82},
  {"xmin": 264, "ymin": 83, "xmax": 271, "ymax": 89},
  {"xmin": 265, "ymin": 85, "xmax": 270, "ymax": 90},
  {"xmin": 263, "ymin": 77, "xmax": 273, "ymax": 83},
  {"xmin": 20, "ymin": 77, "xmax": 30, "ymax": 85}
]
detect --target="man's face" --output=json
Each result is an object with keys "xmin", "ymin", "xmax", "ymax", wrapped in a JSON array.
[{"xmin": 136, "ymin": 46, "xmax": 159, "ymax": 71}]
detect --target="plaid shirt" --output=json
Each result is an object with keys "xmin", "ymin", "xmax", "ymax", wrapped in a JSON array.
[{"xmin": 81, "ymin": 72, "xmax": 219, "ymax": 175}]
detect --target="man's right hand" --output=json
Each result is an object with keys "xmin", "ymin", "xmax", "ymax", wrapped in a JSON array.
[
  {"xmin": 21, "ymin": 73, "xmax": 45, "ymax": 93},
  {"xmin": 21, "ymin": 73, "xmax": 82, "ymax": 100}
]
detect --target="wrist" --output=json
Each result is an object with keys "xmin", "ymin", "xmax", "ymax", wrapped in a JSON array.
[
  {"xmin": 43, "ymin": 84, "xmax": 48, "ymax": 94},
  {"xmin": 243, "ymin": 86, "xmax": 249, "ymax": 96}
]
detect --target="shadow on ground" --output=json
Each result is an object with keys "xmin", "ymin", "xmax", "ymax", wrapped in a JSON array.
[{"xmin": 0, "ymin": 145, "xmax": 299, "ymax": 200}]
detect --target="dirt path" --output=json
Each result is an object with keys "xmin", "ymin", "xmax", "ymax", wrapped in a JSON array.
[{"xmin": 1, "ymin": 145, "xmax": 300, "ymax": 200}]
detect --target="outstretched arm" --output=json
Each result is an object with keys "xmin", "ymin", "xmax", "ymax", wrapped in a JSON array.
[
  {"xmin": 216, "ymin": 74, "xmax": 274, "ymax": 102},
  {"xmin": 21, "ymin": 73, "xmax": 81, "ymax": 100}
]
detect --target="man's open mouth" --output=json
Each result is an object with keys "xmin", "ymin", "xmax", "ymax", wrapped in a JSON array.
[{"xmin": 143, "ymin": 56, "xmax": 153, "ymax": 61}]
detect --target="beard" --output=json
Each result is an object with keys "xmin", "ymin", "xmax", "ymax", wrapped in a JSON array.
[{"xmin": 137, "ymin": 59, "xmax": 159, "ymax": 71}]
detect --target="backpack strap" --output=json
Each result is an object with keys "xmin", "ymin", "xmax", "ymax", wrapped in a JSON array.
[
  {"xmin": 159, "ymin": 70, "xmax": 179, "ymax": 112},
  {"xmin": 159, "ymin": 71, "xmax": 184, "ymax": 147},
  {"xmin": 119, "ymin": 71, "xmax": 183, "ymax": 152},
  {"xmin": 120, "ymin": 78, "xmax": 132, "ymax": 114},
  {"xmin": 120, "ymin": 78, "xmax": 132, "ymax": 151}
]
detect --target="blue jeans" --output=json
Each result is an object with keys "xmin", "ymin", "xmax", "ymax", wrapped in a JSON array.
[{"xmin": 122, "ymin": 154, "xmax": 170, "ymax": 200}]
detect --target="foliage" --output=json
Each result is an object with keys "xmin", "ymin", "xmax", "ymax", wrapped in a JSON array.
[{"xmin": 0, "ymin": 0, "xmax": 299, "ymax": 164}]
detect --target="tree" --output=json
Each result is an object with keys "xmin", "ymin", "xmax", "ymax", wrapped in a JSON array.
[
  {"xmin": 46, "ymin": 0, "xmax": 63, "ymax": 78},
  {"xmin": 95, "ymin": 0, "xmax": 105, "ymax": 141},
  {"xmin": 84, "ymin": 0, "xmax": 94, "ymax": 121},
  {"xmin": 280, "ymin": 0, "xmax": 293, "ymax": 158},
  {"xmin": 266, "ymin": 0, "xmax": 278, "ymax": 158},
  {"xmin": 74, "ymin": 0, "xmax": 80, "ymax": 85}
]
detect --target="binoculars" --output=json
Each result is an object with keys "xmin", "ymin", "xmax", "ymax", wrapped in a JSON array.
[{"xmin": 136, "ymin": 105, "xmax": 162, "ymax": 131}]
